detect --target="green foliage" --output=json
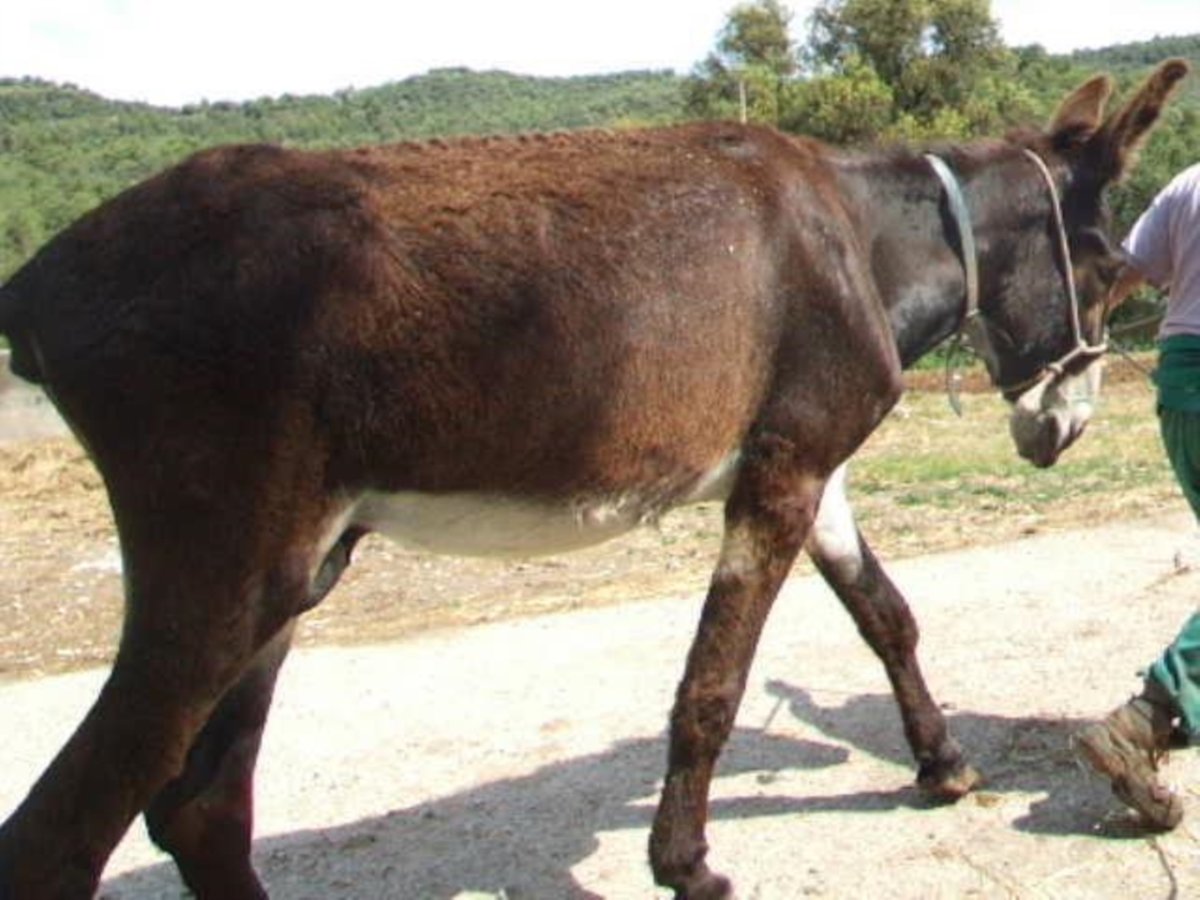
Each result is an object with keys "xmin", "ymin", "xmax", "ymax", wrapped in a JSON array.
[
  {"xmin": 692, "ymin": 4, "xmax": 1200, "ymax": 334},
  {"xmin": 685, "ymin": 0, "xmax": 798, "ymax": 124},
  {"xmin": 808, "ymin": 0, "xmax": 933, "ymax": 84},
  {"xmin": 1070, "ymin": 34, "xmax": 1200, "ymax": 105},
  {"xmin": 2, "ymin": 23, "xmax": 1198, "ymax": 291},
  {"xmin": 782, "ymin": 55, "xmax": 895, "ymax": 143},
  {"xmin": 685, "ymin": 0, "xmax": 1037, "ymax": 142},
  {"xmin": 693, "ymin": 0, "xmax": 1198, "ymax": 153},
  {"xmin": 718, "ymin": 0, "xmax": 798, "ymax": 77},
  {"xmin": 1054, "ymin": 44, "xmax": 1200, "ymax": 332},
  {"xmin": 798, "ymin": 0, "xmax": 1032, "ymax": 141}
]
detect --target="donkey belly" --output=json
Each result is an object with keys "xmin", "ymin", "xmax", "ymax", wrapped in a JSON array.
[
  {"xmin": 353, "ymin": 491, "xmax": 644, "ymax": 556},
  {"xmin": 350, "ymin": 454, "xmax": 741, "ymax": 558}
]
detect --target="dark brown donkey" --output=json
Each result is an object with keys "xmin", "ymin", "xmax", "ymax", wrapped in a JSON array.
[{"xmin": 0, "ymin": 60, "xmax": 1188, "ymax": 899}]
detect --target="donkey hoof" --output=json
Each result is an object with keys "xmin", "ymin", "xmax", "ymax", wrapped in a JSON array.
[
  {"xmin": 675, "ymin": 870, "xmax": 734, "ymax": 900},
  {"xmin": 918, "ymin": 759, "xmax": 982, "ymax": 800}
]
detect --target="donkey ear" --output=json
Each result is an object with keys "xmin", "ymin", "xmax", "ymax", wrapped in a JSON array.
[
  {"xmin": 1047, "ymin": 74, "xmax": 1114, "ymax": 151},
  {"xmin": 1090, "ymin": 58, "xmax": 1191, "ymax": 183}
]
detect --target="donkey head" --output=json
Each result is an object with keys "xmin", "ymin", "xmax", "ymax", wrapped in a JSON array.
[{"xmin": 980, "ymin": 59, "xmax": 1189, "ymax": 467}]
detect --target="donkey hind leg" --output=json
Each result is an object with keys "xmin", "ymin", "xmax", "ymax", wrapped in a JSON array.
[
  {"xmin": 804, "ymin": 466, "xmax": 980, "ymax": 798},
  {"xmin": 650, "ymin": 463, "xmax": 823, "ymax": 900},
  {"xmin": 0, "ymin": 588, "xmax": 280, "ymax": 898},
  {"xmin": 0, "ymin": 513, "xmax": 346, "ymax": 900},
  {"xmin": 144, "ymin": 624, "xmax": 294, "ymax": 900},
  {"xmin": 145, "ymin": 529, "xmax": 364, "ymax": 900}
]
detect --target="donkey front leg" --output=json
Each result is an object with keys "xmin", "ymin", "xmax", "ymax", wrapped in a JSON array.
[
  {"xmin": 650, "ymin": 459, "xmax": 822, "ymax": 900},
  {"xmin": 805, "ymin": 465, "xmax": 980, "ymax": 798}
]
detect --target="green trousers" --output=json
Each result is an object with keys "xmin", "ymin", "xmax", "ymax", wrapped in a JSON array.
[
  {"xmin": 1147, "ymin": 335, "xmax": 1200, "ymax": 735},
  {"xmin": 1147, "ymin": 610, "xmax": 1200, "ymax": 735}
]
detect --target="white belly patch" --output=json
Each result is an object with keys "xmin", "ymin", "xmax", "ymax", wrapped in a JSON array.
[
  {"xmin": 352, "ymin": 491, "xmax": 646, "ymax": 557},
  {"xmin": 349, "ymin": 453, "xmax": 741, "ymax": 558}
]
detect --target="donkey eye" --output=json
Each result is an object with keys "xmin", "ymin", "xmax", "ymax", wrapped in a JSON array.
[
  {"xmin": 1093, "ymin": 249, "xmax": 1129, "ymax": 286},
  {"xmin": 1097, "ymin": 256, "xmax": 1126, "ymax": 286}
]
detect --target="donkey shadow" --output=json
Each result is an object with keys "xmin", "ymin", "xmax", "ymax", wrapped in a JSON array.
[
  {"xmin": 763, "ymin": 679, "xmax": 1141, "ymax": 837},
  {"xmin": 99, "ymin": 717, "xmax": 950, "ymax": 900},
  {"xmin": 99, "ymin": 684, "xmax": 1134, "ymax": 898}
]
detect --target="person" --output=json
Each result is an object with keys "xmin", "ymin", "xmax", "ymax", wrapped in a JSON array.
[{"xmin": 1075, "ymin": 161, "xmax": 1200, "ymax": 830}]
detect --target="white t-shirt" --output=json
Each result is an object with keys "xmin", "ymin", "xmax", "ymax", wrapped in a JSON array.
[{"xmin": 1123, "ymin": 161, "xmax": 1200, "ymax": 338}]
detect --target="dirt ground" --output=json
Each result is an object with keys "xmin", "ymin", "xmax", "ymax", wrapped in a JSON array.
[{"xmin": 5, "ymin": 364, "xmax": 1200, "ymax": 898}]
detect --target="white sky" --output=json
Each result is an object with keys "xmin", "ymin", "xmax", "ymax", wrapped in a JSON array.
[{"xmin": 2, "ymin": 0, "xmax": 1197, "ymax": 108}]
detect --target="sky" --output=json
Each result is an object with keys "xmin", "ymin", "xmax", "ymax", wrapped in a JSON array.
[{"xmin": 2, "ymin": 0, "xmax": 1197, "ymax": 108}]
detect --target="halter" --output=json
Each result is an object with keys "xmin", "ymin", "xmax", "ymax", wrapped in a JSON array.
[
  {"xmin": 1016, "ymin": 148, "xmax": 1109, "ymax": 388},
  {"xmin": 924, "ymin": 149, "xmax": 1109, "ymax": 403}
]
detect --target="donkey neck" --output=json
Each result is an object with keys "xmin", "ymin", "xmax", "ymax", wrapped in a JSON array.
[{"xmin": 841, "ymin": 146, "xmax": 1012, "ymax": 370}]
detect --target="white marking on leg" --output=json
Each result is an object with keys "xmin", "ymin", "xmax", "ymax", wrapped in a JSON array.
[
  {"xmin": 808, "ymin": 464, "xmax": 863, "ymax": 581},
  {"xmin": 715, "ymin": 520, "xmax": 762, "ymax": 580}
]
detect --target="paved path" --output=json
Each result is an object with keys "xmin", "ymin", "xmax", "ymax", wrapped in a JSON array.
[{"xmin": 4, "ymin": 514, "xmax": 1200, "ymax": 898}]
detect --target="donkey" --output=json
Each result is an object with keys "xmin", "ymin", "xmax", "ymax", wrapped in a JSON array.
[{"xmin": 0, "ymin": 59, "xmax": 1188, "ymax": 899}]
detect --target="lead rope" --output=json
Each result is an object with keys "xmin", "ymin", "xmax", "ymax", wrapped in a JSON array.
[{"xmin": 1108, "ymin": 310, "xmax": 1161, "ymax": 382}]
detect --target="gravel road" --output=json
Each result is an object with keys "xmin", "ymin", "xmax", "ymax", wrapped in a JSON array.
[{"xmin": 5, "ymin": 512, "xmax": 1200, "ymax": 898}]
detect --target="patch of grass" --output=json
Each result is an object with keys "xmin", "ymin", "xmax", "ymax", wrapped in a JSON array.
[{"xmin": 841, "ymin": 376, "xmax": 1180, "ymax": 557}]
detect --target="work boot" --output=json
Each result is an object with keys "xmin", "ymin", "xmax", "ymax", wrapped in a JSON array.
[{"xmin": 1074, "ymin": 682, "xmax": 1184, "ymax": 830}]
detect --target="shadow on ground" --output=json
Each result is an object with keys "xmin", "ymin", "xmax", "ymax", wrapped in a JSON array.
[
  {"xmin": 765, "ymin": 679, "xmax": 1152, "ymax": 837},
  {"xmin": 99, "ymin": 681, "xmax": 1143, "ymax": 899}
]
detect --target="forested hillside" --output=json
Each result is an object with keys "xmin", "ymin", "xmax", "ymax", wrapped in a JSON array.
[
  {"xmin": 2, "ymin": 33, "xmax": 1197, "ymax": 282},
  {"xmin": 1070, "ymin": 34, "xmax": 1200, "ymax": 102}
]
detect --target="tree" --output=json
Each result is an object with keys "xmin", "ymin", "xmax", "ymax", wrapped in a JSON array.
[
  {"xmin": 688, "ymin": 0, "xmax": 1038, "ymax": 143},
  {"xmin": 783, "ymin": 54, "xmax": 894, "ymax": 143},
  {"xmin": 808, "ymin": 0, "xmax": 931, "ymax": 85},
  {"xmin": 805, "ymin": 0, "xmax": 1021, "ymax": 137},
  {"xmin": 718, "ymin": 0, "xmax": 798, "ymax": 77},
  {"xmin": 685, "ymin": 0, "xmax": 799, "ymax": 124}
]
